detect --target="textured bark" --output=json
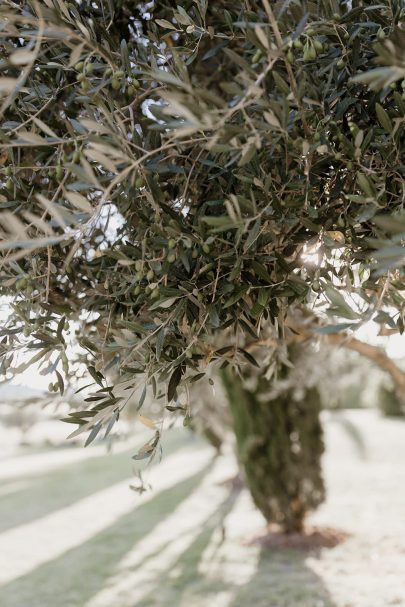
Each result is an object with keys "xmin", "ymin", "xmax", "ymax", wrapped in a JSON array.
[{"xmin": 221, "ymin": 367, "xmax": 325, "ymax": 533}]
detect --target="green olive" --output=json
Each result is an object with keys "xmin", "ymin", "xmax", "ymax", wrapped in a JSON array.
[
  {"xmin": 293, "ymin": 38, "xmax": 303, "ymax": 50},
  {"xmin": 5, "ymin": 166, "xmax": 12, "ymax": 176},
  {"xmin": 337, "ymin": 58, "xmax": 345, "ymax": 70},
  {"xmin": 312, "ymin": 280, "xmax": 320, "ymax": 291},
  {"xmin": 5, "ymin": 178, "xmax": 13, "ymax": 192},
  {"xmin": 167, "ymin": 252, "xmax": 176, "ymax": 263},
  {"xmin": 72, "ymin": 150, "xmax": 81, "ymax": 163},
  {"xmin": 131, "ymin": 78, "xmax": 140, "ymax": 89},
  {"xmin": 77, "ymin": 72, "xmax": 86, "ymax": 82},
  {"xmin": 135, "ymin": 176, "xmax": 145, "ymax": 188},
  {"xmin": 306, "ymin": 28, "xmax": 315, "ymax": 36},
  {"xmin": 84, "ymin": 62, "xmax": 94, "ymax": 74},
  {"xmin": 133, "ymin": 285, "xmax": 141, "ymax": 296},
  {"xmin": 314, "ymin": 39, "xmax": 323, "ymax": 53},
  {"xmin": 111, "ymin": 78, "xmax": 120, "ymax": 90},
  {"xmin": 145, "ymin": 285, "xmax": 151, "ymax": 295},
  {"xmin": 151, "ymin": 287, "xmax": 160, "ymax": 299},
  {"xmin": 347, "ymin": 160, "xmax": 353, "ymax": 170},
  {"xmin": 75, "ymin": 61, "xmax": 84, "ymax": 72},
  {"xmin": 168, "ymin": 238, "xmax": 176, "ymax": 249},
  {"xmin": 80, "ymin": 79, "xmax": 90, "ymax": 92},
  {"xmin": 251, "ymin": 49, "xmax": 262, "ymax": 64},
  {"xmin": 304, "ymin": 43, "xmax": 316, "ymax": 61},
  {"xmin": 191, "ymin": 248, "xmax": 198, "ymax": 259},
  {"xmin": 127, "ymin": 85, "xmax": 136, "ymax": 97},
  {"xmin": 377, "ymin": 28, "xmax": 386, "ymax": 40},
  {"xmin": 104, "ymin": 67, "xmax": 113, "ymax": 77},
  {"xmin": 55, "ymin": 165, "xmax": 64, "ymax": 180},
  {"xmin": 135, "ymin": 260, "xmax": 143, "ymax": 272},
  {"xmin": 202, "ymin": 243, "xmax": 210, "ymax": 254},
  {"xmin": 146, "ymin": 269, "xmax": 154, "ymax": 281},
  {"xmin": 114, "ymin": 70, "xmax": 125, "ymax": 78},
  {"xmin": 310, "ymin": 47, "xmax": 317, "ymax": 61},
  {"xmin": 286, "ymin": 49, "xmax": 294, "ymax": 64}
]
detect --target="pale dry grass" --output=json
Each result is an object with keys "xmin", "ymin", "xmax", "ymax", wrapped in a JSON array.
[{"xmin": 0, "ymin": 411, "xmax": 404, "ymax": 607}]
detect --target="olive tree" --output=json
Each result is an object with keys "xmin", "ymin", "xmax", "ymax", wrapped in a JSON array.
[{"xmin": 1, "ymin": 0, "xmax": 405, "ymax": 531}]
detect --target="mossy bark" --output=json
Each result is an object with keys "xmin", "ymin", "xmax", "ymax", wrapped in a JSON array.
[{"xmin": 221, "ymin": 367, "xmax": 325, "ymax": 533}]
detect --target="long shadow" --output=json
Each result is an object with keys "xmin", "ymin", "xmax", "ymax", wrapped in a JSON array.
[
  {"xmin": 111, "ymin": 486, "xmax": 337, "ymax": 607},
  {"xmin": 0, "ymin": 463, "xmax": 212, "ymax": 607},
  {"xmin": 0, "ymin": 428, "xmax": 197, "ymax": 533},
  {"xmin": 135, "ymin": 484, "xmax": 241, "ymax": 607},
  {"xmin": 228, "ymin": 546, "xmax": 337, "ymax": 607}
]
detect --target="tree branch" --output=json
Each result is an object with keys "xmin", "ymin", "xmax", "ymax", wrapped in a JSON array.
[
  {"xmin": 284, "ymin": 315, "xmax": 405, "ymax": 399},
  {"xmin": 324, "ymin": 334, "xmax": 405, "ymax": 395},
  {"xmin": 246, "ymin": 316, "xmax": 405, "ymax": 399}
]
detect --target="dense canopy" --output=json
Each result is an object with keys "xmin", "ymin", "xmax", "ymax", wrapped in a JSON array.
[{"xmin": 0, "ymin": 0, "xmax": 404, "ymax": 443}]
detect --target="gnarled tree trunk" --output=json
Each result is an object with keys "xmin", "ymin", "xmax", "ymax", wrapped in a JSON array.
[{"xmin": 221, "ymin": 365, "xmax": 325, "ymax": 533}]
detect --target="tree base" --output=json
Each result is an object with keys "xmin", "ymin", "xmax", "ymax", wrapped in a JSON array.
[{"xmin": 244, "ymin": 524, "xmax": 350, "ymax": 552}]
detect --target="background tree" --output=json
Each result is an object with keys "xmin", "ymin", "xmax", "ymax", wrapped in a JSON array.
[{"xmin": 0, "ymin": 0, "xmax": 405, "ymax": 530}]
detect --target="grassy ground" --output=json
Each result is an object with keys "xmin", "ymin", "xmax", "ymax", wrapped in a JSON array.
[{"xmin": 0, "ymin": 411, "xmax": 404, "ymax": 607}]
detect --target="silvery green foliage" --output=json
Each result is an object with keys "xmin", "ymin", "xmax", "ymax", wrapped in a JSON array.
[{"xmin": 0, "ymin": 0, "xmax": 404, "ymax": 444}]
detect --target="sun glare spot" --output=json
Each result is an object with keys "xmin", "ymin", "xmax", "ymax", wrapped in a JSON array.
[{"xmin": 301, "ymin": 243, "xmax": 322, "ymax": 266}]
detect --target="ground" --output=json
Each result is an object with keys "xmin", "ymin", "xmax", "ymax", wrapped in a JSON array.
[{"xmin": 0, "ymin": 410, "xmax": 404, "ymax": 607}]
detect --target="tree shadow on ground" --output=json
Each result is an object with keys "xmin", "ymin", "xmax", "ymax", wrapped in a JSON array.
[
  {"xmin": 135, "ymin": 484, "xmax": 242, "ymax": 607},
  {"xmin": 228, "ymin": 547, "xmax": 337, "ymax": 607},
  {"xmin": 133, "ymin": 493, "xmax": 338, "ymax": 607},
  {"xmin": 2, "ymin": 457, "xmax": 339, "ymax": 607},
  {"xmin": 0, "ymin": 429, "xmax": 193, "ymax": 533},
  {"xmin": 135, "ymin": 542, "xmax": 337, "ymax": 607},
  {"xmin": 0, "ymin": 463, "xmax": 211, "ymax": 607}
]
